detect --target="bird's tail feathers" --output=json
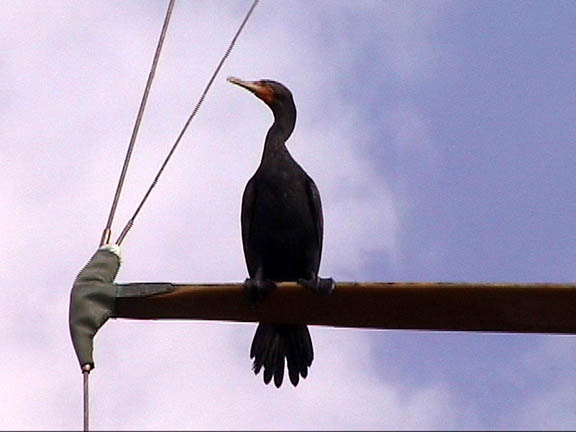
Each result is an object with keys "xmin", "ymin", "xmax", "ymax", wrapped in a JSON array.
[{"xmin": 250, "ymin": 323, "xmax": 313, "ymax": 387}]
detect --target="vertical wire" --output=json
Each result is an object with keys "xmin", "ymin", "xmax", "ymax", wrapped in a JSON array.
[
  {"xmin": 89, "ymin": 1, "xmax": 176, "ymax": 429},
  {"xmin": 83, "ymin": 366, "xmax": 91, "ymax": 431}
]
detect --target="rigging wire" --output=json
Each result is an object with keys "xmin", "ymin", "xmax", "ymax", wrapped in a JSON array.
[
  {"xmin": 115, "ymin": 0, "xmax": 260, "ymax": 246},
  {"xmin": 83, "ymin": 364, "xmax": 91, "ymax": 432},
  {"xmin": 100, "ymin": 0, "xmax": 176, "ymax": 246},
  {"xmin": 89, "ymin": 1, "xmax": 176, "ymax": 430},
  {"xmin": 84, "ymin": 1, "xmax": 259, "ymax": 428}
]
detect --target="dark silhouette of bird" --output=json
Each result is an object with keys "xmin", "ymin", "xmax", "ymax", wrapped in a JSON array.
[{"xmin": 228, "ymin": 76, "xmax": 334, "ymax": 388}]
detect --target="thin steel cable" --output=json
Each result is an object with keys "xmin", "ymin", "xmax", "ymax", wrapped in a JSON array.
[
  {"xmin": 90, "ymin": 3, "xmax": 175, "ymax": 429},
  {"xmin": 115, "ymin": 0, "xmax": 260, "ymax": 245},
  {"xmin": 82, "ymin": 366, "xmax": 91, "ymax": 431},
  {"xmin": 100, "ymin": 0, "xmax": 176, "ymax": 246}
]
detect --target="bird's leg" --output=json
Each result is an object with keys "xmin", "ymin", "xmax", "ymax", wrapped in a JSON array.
[
  {"xmin": 244, "ymin": 267, "xmax": 277, "ymax": 303},
  {"xmin": 298, "ymin": 272, "xmax": 335, "ymax": 295}
]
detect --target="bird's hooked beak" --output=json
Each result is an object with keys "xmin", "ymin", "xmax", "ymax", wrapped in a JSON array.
[{"xmin": 227, "ymin": 76, "xmax": 275, "ymax": 104}]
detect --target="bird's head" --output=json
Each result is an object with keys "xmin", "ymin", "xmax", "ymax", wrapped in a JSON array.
[{"xmin": 227, "ymin": 76, "xmax": 295, "ymax": 116}]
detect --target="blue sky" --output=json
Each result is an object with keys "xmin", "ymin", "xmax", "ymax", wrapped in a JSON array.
[
  {"xmin": 360, "ymin": 1, "xmax": 576, "ymax": 429},
  {"xmin": 2, "ymin": 0, "xmax": 576, "ymax": 429}
]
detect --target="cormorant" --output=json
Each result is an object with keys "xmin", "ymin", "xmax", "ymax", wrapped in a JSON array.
[{"xmin": 228, "ymin": 76, "xmax": 334, "ymax": 388}]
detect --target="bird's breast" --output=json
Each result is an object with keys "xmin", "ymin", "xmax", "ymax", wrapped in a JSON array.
[{"xmin": 249, "ymin": 169, "xmax": 313, "ymax": 230}]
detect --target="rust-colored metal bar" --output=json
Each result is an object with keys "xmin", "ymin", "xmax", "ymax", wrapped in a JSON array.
[{"xmin": 112, "ymin": 282, "xmax": 576, "ymax": 334}]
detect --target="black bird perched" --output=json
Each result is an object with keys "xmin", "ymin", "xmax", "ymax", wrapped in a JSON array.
[{"xmin": 227, "ymin": 76, "xmax": 334, "ymax": 388}]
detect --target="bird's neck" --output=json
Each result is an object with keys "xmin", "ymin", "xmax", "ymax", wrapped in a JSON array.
[{"xmin": 263, "ymin": 109, "xmax": 296, "ymax": 158}]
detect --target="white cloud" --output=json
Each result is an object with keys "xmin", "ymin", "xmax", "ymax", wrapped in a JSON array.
[{"xmin": 0, "ymin": 0, "xmax": 466, "ymax": 429}]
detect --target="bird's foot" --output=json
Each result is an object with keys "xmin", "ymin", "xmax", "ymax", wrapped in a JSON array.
[
  {"xmin": 298, "ymin": 277, "xmax": 335, "ymax": 295},
  {"xmin": 244, "ymin": 278, "xmax": 277, "ymax": 303}
]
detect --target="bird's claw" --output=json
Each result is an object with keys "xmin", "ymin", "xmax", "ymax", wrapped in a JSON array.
[
  {"xmin": 244, "ymin": 278, "xmax": 277, "ymax": 303},
  {"xmin": 298, "ymin": 277, "xmax": 335, "ymax": 295}
]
